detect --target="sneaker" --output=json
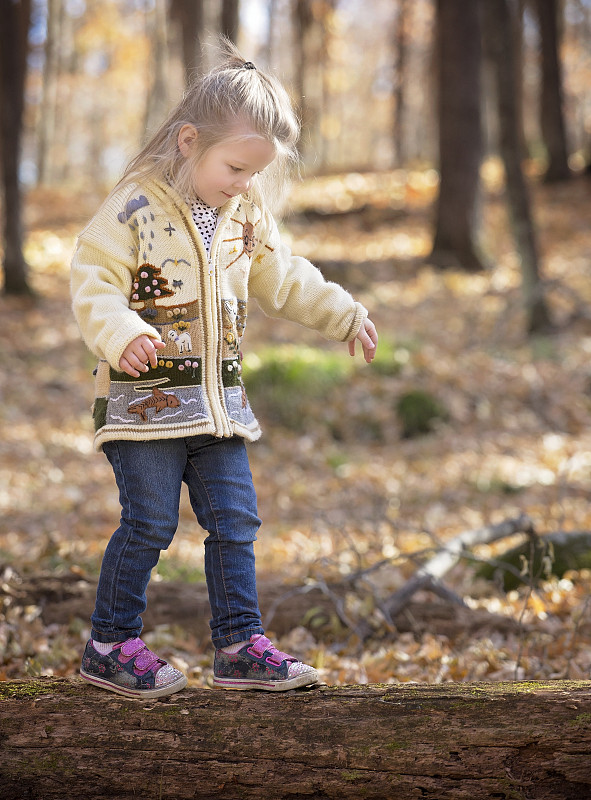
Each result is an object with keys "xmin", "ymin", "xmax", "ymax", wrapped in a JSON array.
[
  {"xmin": 80, "ymin": 638, "xmax": 187, "ymax": 699},
  {"xmin": 213, "ymin": 634, "xmax": 319, "ymax": 691}
]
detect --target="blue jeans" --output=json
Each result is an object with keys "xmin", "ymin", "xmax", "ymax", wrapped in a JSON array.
[{"xmin": 91, "ymin": 435, "xmax": 264, "ymax": 648}]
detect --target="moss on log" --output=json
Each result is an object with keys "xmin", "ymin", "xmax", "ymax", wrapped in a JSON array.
[{"xmin": 1, "ymin": 678, "xmax": 591, "ymax": 799}]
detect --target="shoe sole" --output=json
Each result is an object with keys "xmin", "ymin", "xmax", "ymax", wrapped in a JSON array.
[
  {"xmin": 80, "ymin": 669, "xmax": 187, "ymax": 699},
  {"xmin": 212, "ymin": 671, "xmax": 319, "ymax": 691}
]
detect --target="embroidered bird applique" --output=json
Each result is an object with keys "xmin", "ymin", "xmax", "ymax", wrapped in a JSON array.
[{"xmin": 128, "ymin": 388, "xmax": 181, "ymax": 422}]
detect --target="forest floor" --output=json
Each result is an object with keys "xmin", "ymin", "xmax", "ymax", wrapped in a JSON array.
[{"xmin": 2, "ymin": 163, "xmax": 591, "ymax": 688}]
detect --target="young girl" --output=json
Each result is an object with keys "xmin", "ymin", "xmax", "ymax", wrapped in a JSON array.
[{"xmin": 71, "ymin": 43, "xmax": 378, "ymax": 699}]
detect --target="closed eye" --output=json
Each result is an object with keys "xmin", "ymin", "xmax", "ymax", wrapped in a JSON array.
[{"xmin": 229, "ymin": 165, "xmax": 261, "ymax": 176}]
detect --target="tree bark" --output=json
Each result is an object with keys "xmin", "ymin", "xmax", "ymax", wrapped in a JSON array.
[
  {"xmin": 36, "ymin": 0, "xmax": 61, "ymax": 186},
  {"xmin": 144, "ymin": 0, "xmax": 170, "ymax": 137},
  {"xmin": 534, "ymin": 0, "xmax": 571, "ymax": 182},
  {"xmin": 430, "ymin": 0, "xmax": 486, "ymax": 272},
  {"xmin": 170, "ymin": 0, "xmax": 205, "ymax": 85},
  {"xmin": 483, "ymin": 0, "xmax": 553, "ymax": 334},
  {"xmin": 292, "ymin": 0, "xmax": 315, "ymax": 160},
  {"xmin": 1, "ymin": 678, "xmax": 591, "ymax": 799},
  {"xmin": 0, "ymin": 0, "xmax": 33, "ymax": 296},
  {"xmin": 220, "ymin": 0, "xmax": 240, "ymax": 44},
  {"xmin": 391, "ymin": 0, "xmax": 409, "ymax": 166}
]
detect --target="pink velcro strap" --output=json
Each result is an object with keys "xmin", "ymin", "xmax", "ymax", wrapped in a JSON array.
[
  {"xmin": 248, "ymin": 635, "xmax": 295, "ymax": 664},
  {"xmin": 133, "ymin": 648, "xmax": 162, "ymax": 673},
  {"xmin": 120, "ymin": 638, "xmax": 146, "ymax": 658},
  {"xmin": 269, "ymin": 648, "xmax": 294, "ymax": 663},
  {"xmin": 247, "ymin": 635, "xmax": 272, "ymax": 658}
]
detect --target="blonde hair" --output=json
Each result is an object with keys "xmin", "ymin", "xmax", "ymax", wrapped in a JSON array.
[{"xmin": 116, "ymin": 39, "xmax": 300, "ymax": 211}]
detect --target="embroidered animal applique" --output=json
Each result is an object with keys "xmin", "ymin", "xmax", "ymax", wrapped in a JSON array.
[
  {"xmin": 222, "ymin": 300, "xmax": 242, "ymax": 355},
  {"xmin": 128, "ymin": 388, "xmax": 181, "ymax": 422},
  {"xmin": 223, "ymin": 214, "xmax": 260, "ymax": 270},
  {"xmin": 167, "ymin": 327, "xmax": 193, "ymax": 354}
]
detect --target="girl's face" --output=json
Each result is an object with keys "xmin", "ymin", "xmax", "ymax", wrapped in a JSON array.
[{"xmin": 178, "ymin": 123, "xmax": 276, "ymax": 208}]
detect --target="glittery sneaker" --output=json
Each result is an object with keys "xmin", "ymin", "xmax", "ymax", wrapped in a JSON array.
[
  {"xmin": 213, "ymin": 634, "xmax": 319, "ymax": 691},
  {"xmin": 80, "ymin": 638, "xmax": 187, "ymax": 699}
]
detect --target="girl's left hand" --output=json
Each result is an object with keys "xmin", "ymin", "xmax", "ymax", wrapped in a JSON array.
[{"xmin": 349, "ymin": 318, "xmax": 378, "ymax": 363}]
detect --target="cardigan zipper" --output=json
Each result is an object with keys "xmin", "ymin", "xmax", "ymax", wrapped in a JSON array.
[
  {"xmin": 166, "ymin": 190, "xmax": 240, "ymax": 439},
  {"xmin": 207, "ymin": 218, "xmax": 233, "ymax": 437},
  {"xmin": 180, "ymin": 204, "xmax": 233, "ymax": 438}
]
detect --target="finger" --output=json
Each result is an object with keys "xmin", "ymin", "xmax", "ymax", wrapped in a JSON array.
[
  {"xmin": 348, "ymin": 339, "xmax": 356, "ymax": 357},
  {"xmin": 364, "ymin": 345, "xmax": 376, "ymax": 363},
  {"xmin": 120, "ymin": 357, "xmax": 141, "ymax": 378},
  {"xmin": 365, "ymin": 321, "xmax": 378, "ymax": 346},
  {"xmin": 360, "ymin": 335, "xmax": 377, "ymax": 363},
  {"xmin": 141, "ymin": 337, "xmax": 165, "ymax": 367},
  {"xmin": 359, "ymin": 330, "xmax": 375, "ymax": 351},
  {"xmin": 142, "ymin": 341, "xmax": 160, "ymax": 368},
  {"xmin": 129, "ymin": 348, "xmax": 151, "ymax": 372}
]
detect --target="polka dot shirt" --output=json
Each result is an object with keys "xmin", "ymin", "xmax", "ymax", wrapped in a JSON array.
[{"xmin": 190, "ymin": 197, "xmax": 219, "ymax": 257}]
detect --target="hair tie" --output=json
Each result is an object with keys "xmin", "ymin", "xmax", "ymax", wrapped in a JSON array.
[{"xmin": 243, "ymin": 61, "xmax": 256, "ymax": 70}]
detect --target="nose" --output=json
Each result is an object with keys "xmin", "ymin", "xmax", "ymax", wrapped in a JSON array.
[{"xmin": 233, "ymin": 174, "xmax": 253, "ymax": 192}]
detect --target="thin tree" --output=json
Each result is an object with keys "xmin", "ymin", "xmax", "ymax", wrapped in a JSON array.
[
  {"xmin": 484, "ymin": 0, "xmax": 553, "ymax": 333},
  {"xmin": 36, "ymin": 0, "xmax": 61, "ymax": 186},
  {"xmin": 292, "ymin": 0, "xmax": 314, "ymax": 159},
  {"xmin": 430, "ymin": 0, "xmax": 486, "ymax": 272},
  {"xmin": 291, "ymin": 0, "xmax": 339, "ymax": 167},
  {"xmin": 0, "ymin": 0, "xmax": 33, "ymax": 295},
  {"xmin": 220, "ymin": 0, "xmax": 240, "ymax": 44},
  {"xmin": 533, "ymin": 0, "xmax": 571, "ymax": 181},
  {"xmin": 144, "ymin": 0, "xmax": 170, "ymax": 136},
  {"xmin": 264, "ymin": 0, "xmax": 279, "ymax": 69},
  {"xmin": 391, "ymin": 0, "xmax": 410, "ymax": 167},
  {"xmin": 170, "ymin": 0, "xmax": 205, "ymax": 86}
]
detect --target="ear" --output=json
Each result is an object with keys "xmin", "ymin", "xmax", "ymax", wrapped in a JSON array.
[{"xmin": 178, "ymin": 124, "xmax": 198, "ymax": 158}]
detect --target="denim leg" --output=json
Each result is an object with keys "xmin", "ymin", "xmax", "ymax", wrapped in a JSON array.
[
  {"xmin": 183, "ymin": 435, "xmax": 264, "ymax": 648},
  {"xmin": 91, "ymin": 439, "xmax": 186, "ymax": 643}
]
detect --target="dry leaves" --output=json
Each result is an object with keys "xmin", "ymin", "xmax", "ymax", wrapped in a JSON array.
[{"xmin": 2, "ymin": 167, "xmax": 591, "ymax": 687}]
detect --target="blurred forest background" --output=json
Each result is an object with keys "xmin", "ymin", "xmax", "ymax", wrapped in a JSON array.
[{"xmin": 2, "ymin": 0, "xmax": 591, "ymax": 688}]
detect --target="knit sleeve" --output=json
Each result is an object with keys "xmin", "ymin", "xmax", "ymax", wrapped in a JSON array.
[
  {"xmin": 248, "ymin": 209, "xmax": 368, "ymax": 342},
  {"xmin": 70, "ymin": 190, "xmax": 161, "ymax": 370}
]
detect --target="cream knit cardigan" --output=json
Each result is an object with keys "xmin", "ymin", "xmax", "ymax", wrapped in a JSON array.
[{"xmin": 71, "ymin": 179, "xmax": 368, "ymax": 450}]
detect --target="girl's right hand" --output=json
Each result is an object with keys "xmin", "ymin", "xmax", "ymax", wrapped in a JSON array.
[
  {"xmin": 348, "ymin": 317, "xmax": 378, "ymax": 363},
  {"xmin": 119, "ymin": 335, "xmax": 166, "ymax": 377}
]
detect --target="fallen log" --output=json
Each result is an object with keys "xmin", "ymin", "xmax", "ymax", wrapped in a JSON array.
[{"xmin": 1, "ymin": 678, "xmax": 590, "ymax": 799}]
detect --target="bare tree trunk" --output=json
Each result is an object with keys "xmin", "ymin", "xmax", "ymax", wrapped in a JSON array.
[
  {"xmin": 430, "ymin": 0, "xmax": 486, "ymax": 272},
  {"xmin": 36, "ymin": 0, "xmax": 61, "ymax": 186},
  {"xmin": 264, "ymin": 0, "xmax": 279, "ymax": 68},
  {"xmin": 1, "ymin": 678, "xmax": 591, "ymax": 799},
  {"xmin": 484, "ymin": 0, "xmax": 554, "ymax": 334},
  {"xmin": 318, "ymin": 0, "xmax": 338, "ymax": 169},
  {"xmin": 292, "ymin": 0, "xmax": 315, "ymax": 160},
  {"xmin": 170, "ymin": 0, "xmax": 205, "ymax": 85},
  {"xmin": 0, "ymin": 0, "xmax": 33, "ymax": 296},
  {"xmin": 54, "ymin": 7, "xmax": 77, "ymax": 184},
  {"xmin": 220, "ymin": 0, "xmax": 240, "ymax": 44},
  {"xmin": 391, "ymin": 0, "xmax": 409, "ymax": 166},
  {"xmin": 534, "ymin": 0, "xmax": 571, "ymax": 182},
  {"xmin": 514, "ymin": 0, "xmax": 528, "ymax": 158},
  {"xmin": 144, "ymin": 0, "xmax": 170, "ymax": 136}
]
